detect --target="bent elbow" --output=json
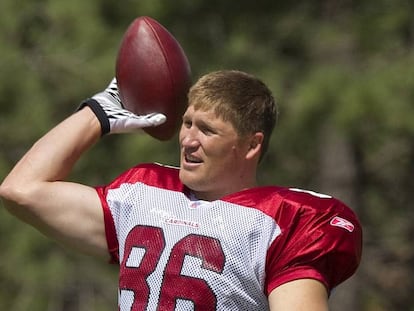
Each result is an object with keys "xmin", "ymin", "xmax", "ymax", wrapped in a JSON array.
[{"xmin": 0, "ymin": 179, "xmax": 33, "ymax": 211}]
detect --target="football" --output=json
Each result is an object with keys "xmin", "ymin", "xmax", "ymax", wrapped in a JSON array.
[{"xmin": 115, "ymin": 16, "xmax": 192, "ymax": 140}]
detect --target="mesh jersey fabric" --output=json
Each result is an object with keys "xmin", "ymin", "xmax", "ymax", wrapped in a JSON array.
[{"xmin": 95, "ymin": 163, "xmax": 362, "ymax": 310}]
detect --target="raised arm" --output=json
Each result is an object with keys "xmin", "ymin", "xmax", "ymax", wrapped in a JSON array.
[
  {"xmin": 0, "ymin": 107, "xmax": 107, "ymax": 258},
  {"xmin": 0, "ymin": 79, "xmax": 166, "ymax": 259}
]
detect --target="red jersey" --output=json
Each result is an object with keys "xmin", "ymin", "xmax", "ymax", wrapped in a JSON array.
[{"xmin": 96, "ymin": 163, "xmax": 362, "ymax": 310}]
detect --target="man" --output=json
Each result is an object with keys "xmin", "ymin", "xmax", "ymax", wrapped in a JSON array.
[{"xmin": 0, "ymin": 70, "xmax": 362, "ymax": 310}]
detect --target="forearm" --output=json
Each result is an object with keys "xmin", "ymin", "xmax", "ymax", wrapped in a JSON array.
[
  {"xmin": 0, "ymin": 83, "xmax": 165, "ymax": 257},
  {"xmin": 0, "ymin": 107, "xmax": 100, "ymax": 205}
]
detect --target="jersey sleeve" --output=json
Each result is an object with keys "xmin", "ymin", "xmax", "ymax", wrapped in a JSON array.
[
  {"xmin": 94, "ymin": 163, "xmax": 184, "ymax": 264},
  {"xmin": 265, "ymin": 190, "xmax": 362, "ymax": 295},
  {"xmin": 95, "ymin": 185, "xmax": 119, "ymax": 264},
  {"xmin": 93, "ymin": 164, "xmax": 149, "ymax": 264}
]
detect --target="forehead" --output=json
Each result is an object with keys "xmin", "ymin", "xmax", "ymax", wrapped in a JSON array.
[
  {"xmin": 183, "ymin": 104, "xmax": 216, "ymax": 118},
  {"xmin": 182, "ymin": 105, "xmax": 239, "ymax": 133}
]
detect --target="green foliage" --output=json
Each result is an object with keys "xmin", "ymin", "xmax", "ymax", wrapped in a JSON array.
[{"xmin": 1, "ymin": 0, "xmax": 414, "ymax": 310}]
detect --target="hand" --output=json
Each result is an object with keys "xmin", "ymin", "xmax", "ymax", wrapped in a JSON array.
[{"xmin": 79, "ymin": 78, "xmax": 166, "ymax": 135}]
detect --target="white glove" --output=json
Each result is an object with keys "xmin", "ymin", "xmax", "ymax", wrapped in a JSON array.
[{"xmin": 79, "ymin": 78, "xmax": 166, "ymax": 135}]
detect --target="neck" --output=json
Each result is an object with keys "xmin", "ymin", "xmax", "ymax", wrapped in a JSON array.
[{"xmin": 192, "ymin": 178, "xmax": 258, "ymax": 201}]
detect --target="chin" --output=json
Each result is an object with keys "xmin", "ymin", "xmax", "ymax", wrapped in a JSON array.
[
  {"xmin": 178, "ymin": 169, "xmax": 192, "ymax": 188},
  {"xmin": 179, "ymin": 170, "xmax": 203, "ymax": 192}
]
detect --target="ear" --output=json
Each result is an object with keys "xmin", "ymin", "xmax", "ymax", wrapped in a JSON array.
[{"xmin": 246, "ymin": 132, "xmax": 264, "ymax": 160}]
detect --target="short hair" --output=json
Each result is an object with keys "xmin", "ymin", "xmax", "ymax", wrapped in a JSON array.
[{"xmin": 188, "ymin": 70, "xmax": 278, "ymax": 159}]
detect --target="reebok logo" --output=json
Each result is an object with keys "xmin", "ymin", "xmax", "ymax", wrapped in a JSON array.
[{"xmin": 330, "ymin": 216, "xmax": 355, "ymax": 232}]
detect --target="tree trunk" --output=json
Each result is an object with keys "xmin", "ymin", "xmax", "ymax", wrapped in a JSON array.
[{"xmin": 317, "ymin": 124, "xmax": 362, "ymax": 311}]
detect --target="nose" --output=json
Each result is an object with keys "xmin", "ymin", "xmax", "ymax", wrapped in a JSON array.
[{"xmin": 180, "ymin": 125, "xmax": 200, "ymax": 149}]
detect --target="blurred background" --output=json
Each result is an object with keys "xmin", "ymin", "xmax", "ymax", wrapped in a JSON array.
[{"xmin": 0, "ymin": 0, "xmax": 413, "ymax": 310}]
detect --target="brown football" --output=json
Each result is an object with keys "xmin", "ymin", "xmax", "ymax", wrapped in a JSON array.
[{"xmin": 116, "ymin": 16, "xmax": 191, "ymax": 140}]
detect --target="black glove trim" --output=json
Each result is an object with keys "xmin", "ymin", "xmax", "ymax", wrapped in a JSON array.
[{"xmin": 78, "ymin": 99, "xmax": 110, "ymax": 136}]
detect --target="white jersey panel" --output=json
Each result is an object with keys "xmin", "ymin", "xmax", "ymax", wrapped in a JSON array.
[{"xmin": 106, "ymin": 181, "xmax": 281, "ymax": 310}]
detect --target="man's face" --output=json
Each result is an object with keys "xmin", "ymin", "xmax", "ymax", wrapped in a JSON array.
[{"xmin": 179, "ymin": 105, "xmax": 251, "ymax": 200}]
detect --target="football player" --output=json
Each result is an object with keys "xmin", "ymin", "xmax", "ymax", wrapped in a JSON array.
[{"xmin": 0, "ymin": 70, "xmax": 362, "ymax": 310}]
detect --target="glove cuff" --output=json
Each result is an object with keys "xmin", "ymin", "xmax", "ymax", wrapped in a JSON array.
[{"xmin": 78, "ymin": 99, "xmax": 110, "ymax": 136}]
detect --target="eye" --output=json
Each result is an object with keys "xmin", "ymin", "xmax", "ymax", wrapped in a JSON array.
[
  {"xmin": 182, "ymin": 118, "xmax": 192, "ymax": 128},
  {"xmin": 200, "ymin": 125, "xmax": 215, "ymax": 135}
]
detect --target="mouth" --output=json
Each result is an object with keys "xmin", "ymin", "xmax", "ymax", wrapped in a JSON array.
[{"xmin": 184, "ymin": 154, "xmax": 203, "ymax": 164}]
